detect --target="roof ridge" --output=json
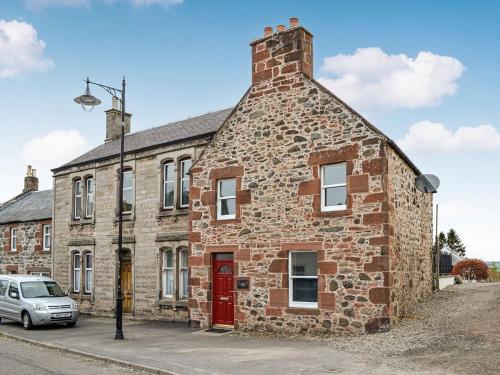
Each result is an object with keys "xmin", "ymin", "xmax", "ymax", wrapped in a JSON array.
[{"xmin": 124, "ymin": 106, "xmax": 234, "ymax": 138}]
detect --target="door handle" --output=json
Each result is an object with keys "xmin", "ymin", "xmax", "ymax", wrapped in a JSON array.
[{"xmin": 219, "ymin": 297, "xmax": 230, "ymax": 301}]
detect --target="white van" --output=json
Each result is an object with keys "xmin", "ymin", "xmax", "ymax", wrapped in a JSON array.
[{"xmin": 0, "ymin": 275, "xmax": 79, "ymax": 329}]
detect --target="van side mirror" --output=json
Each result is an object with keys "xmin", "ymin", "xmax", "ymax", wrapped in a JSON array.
[{"xmin": 9, "ymin": 292, "xmax": 19, "ymax": 300}]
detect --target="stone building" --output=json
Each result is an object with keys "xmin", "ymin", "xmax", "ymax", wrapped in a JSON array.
[
  {"xmin": 51, "ymin": 103, "xmax": 231, "ymax": 319},
  {"xmin": 0, "ymin": 166, "xmax": 52, "ymax": 276},
  {"xmin": 188, "ymin": 19, "xmax": 433, "ymax": 333}
]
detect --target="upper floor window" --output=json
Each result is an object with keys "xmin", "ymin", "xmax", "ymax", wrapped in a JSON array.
[
  {"xmin": 162, "ymin": 249, "xmax": 174, "ymax": 298},
  {"xmin": 163, "ymin": 162, "xmax": 174, "ymax": 209},
  {"xmin": 180, "ymin": 159, "xmax": 192, "ymax": 208},
  {"xmin": 43, "ymin": 224, "xmax": 51, "ymax": 251},
  {"xmin": 85, "ymin": 177, "xmax": 95, "ymax": 218},
  {"xmin": 84, "ymin": 253, "xmax": 93, "ymax": 294},
  {"xmin": 74, "ymin": 179, "xmax": 82, "ymax": 219},
  {"xmin": 217, "ymin": 178, "xmax": 236, "ymax": 220},
  {"xmin": 73, "ymin": 253, "xmax": 81, "ymax": 293},
  {"xmin": 289, "ymin": 252, "xmax": 318, "ymax": 308},
  {"xmin": 178, "ymin": 248, "xmax": 188, "ymax": 299},
  {"xmin": 10, "ymin": 228, "xmax": 17, "ymax": 252},
  {"xmin": 122, "ymin": 170, "xmax": 134, "ymax": 213},
  {"xmin": 321, "ymin": 163, "xmax": 347, "ymax": 212}
]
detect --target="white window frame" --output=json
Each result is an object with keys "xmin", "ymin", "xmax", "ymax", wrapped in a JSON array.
[
  {"xmin": 179, "ymin": 159, "xmax": 192, "ymax": 208},
  {"xmin": 85, "ymin": 177, "xmax": 94, "ymax": 218},
  {"xmin": 217, "ymin": 178, "xmax": 236, "ymax": 220},
  {"xmin": 178, "ymin": 248, "xmax": 188, "ymax": 299},
  {"xmin": 84, "ymin": 253, "xmax": 93, "ymax": 294},
  {"xmin": 73, "ymin": 253, "xmax": 81, "ymax": 293},
  {"xmin": 122, "ymin": 170, "xmax": 134, "ymax": 214},
  {"xmin": 10, "ymin": 228, "xmax": 17, "ymax": 252},
  {"xmin": 288, "ymin": 251, "xmax": 318, "ymax": 309},
  {"xmin": 74, "ymin": 179, "xmax": 82, "ymax": 219},
  {"xmin": 162, "ymin": 249, "xmax": 174, "ymax": 299},
  {"xmin": 30, "ymin": 271, "xmax": 50, "ymax": 277},
  {"xmin": 320, "ymin": 163, "xmax": 347, "ymax": 212},
  {"xmin": 163, "ymin": 162, "xmax": 175, "ymax": 209},
  {"xmin": 43, "ymin": 224, "xmax": 51, "ymax": 251}
]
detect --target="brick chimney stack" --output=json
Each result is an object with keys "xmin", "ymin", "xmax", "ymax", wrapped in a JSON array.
[
  {"xmin": 250, "ymin": 17, "xmax": 313, "ymax": 88},
  {"xmin": 23, "ymin": 165, "xmax": 38, "ymax": 192},
  {"xmin": 105, "ymin": 97, "xmax": 132, "ymax": 142}
]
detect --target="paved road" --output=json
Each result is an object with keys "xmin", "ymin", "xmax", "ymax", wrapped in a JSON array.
[{"xmin": 0, "ymin": 337, "xmax": 152, "ymax": 375}]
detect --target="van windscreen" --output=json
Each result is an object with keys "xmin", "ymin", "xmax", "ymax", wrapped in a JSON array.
[{"xmin": 20, "ymin": 281, "xmax": 65, "ymax": 298}]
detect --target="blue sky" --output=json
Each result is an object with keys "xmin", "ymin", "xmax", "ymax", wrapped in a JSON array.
[{"xmin": 1, "ymin": 0, "xmax": 499, "ymax": 260}]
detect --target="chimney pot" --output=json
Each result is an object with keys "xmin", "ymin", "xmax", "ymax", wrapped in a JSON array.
[
  {"xmin": 277, "ymin": 24, "xmax": 286, "ymax": 32},
  {"xmin": 289, "ymin": 17, "xmax": 299, "ymax": 28},
  {"xmin": 264, "ymin": 26, "xmax": 273, "ymax": 36},
  {"xmin": 23, "ymin": 165, "xmax": 39, "ymax": 193}
]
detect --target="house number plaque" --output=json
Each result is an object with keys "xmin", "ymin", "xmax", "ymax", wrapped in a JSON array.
[{"xmin": 235, "ymin": 277, "xmax": 250, "ymax": 290}]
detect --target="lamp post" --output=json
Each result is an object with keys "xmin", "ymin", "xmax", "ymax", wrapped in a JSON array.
[{"xmin": 74, "ymin": 77, "xmax": 126, "ymax": 340}]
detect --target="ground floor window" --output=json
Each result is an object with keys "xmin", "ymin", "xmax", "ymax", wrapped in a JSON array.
[
  {"xmin": 84, "ymin": 253, "xmax": 93, "ymax": 293},
  {"xmin": 161, "ymin": 247, "xmax": 188, "ymax": 300},
  {"xmin": 73, "ymin": 253, "xmax": 81, "ymax": 293},
  {"xmin": 289, "ymin": 251, "xmax": 318, "ymax": 308},
  {"xmin": 30, "ymin": 271, "xmax": 50, "ymax": 277}
]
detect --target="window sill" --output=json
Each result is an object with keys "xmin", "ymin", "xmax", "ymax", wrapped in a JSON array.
[
  {"xmin": 156, "ymin": 299, "xmax": 188, "ymax": 308},
  {"xmin": 210, "ymin": 218, "xmax": 241, "ymax": 225},
  {"xmin": 157, "ymin": 208, "xmax": 189, "ymax": 218},
  {"xmin": 69, "ymin": 218, "xmax": 95, "ymax": 227},
  {"xmin": 285, "ymin": 307, "xmax": 321, "ymax": 315},
  {"xmin": 70, "ymin": 293, "xmax": 93, "ymax": 301},
  {"xmin": 313, "ymin": 209, "xmax": 352, "ymax": 218}
]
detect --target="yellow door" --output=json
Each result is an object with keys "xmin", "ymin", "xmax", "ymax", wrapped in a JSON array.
[{"xmin": 120, "ymin": 260, "xmax": 132, "ymax": 313}]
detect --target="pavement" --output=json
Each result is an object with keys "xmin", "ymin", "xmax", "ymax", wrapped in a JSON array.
[{"xmin": 0, "ymin": 316, "xmax": 441, "ymax": 375}]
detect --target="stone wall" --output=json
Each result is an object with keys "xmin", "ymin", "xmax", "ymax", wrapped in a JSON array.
[
  {"xmin": 53, "ymin": 139, "xmax": 209, "ymax": 321},
  {"xmin": 0, "ymin": 220, "xmax": 52, "ymax": 275},
  {"xmin": 387, "ymin": 146, "xmax": 433, "ymax": 320},
  {"xmin": 189, "ymin": 68, "xmax": 404, "ymax": 333}
]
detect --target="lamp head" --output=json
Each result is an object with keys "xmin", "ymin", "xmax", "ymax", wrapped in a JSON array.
[{"xmin": 74, "ymin": 78, "xmax": 101, "ymax": 112}]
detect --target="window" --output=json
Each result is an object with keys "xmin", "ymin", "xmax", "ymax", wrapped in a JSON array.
[
  {"xmin": 180, "ymin": 159, "xmax": 192, "ymax": 208},
  {"xmin": 10, "ymin": 228, "xmax": 17, "ymax": 252},
  {"xmin": 163, "ymin": 162, "xmax": 175, "ymax": 209},
  {"xmin": 122, "ymin": 170, "xmax": 134, "ymax": 213},
  {"xmin": 8, "ymin": 282, "xmax": 19, "ymax": 299},
  {"xmin": 217, "ymin": 178, "xmax": 236, "ymax": 220},
  {"xmin": 73, "ymin": 253, "xmax": 81, "ymax": 293},
  {"xmin": 178, "ymin": 248, "xmax": 188, "ymax": 299},
  {"xmin": 43, "ymin": 225, "xmax": 51, "ymax": 251},
  {"xmin": 321, "ymin": 163, "xmax": 347, "ymax": 211},
  {"xmin": 84, "ymin": 253, "xmax": 93, "ymax": 293},
  {"xmin": 85, "ymin": 177, "xmax": 94, "ymax": 218},
  {"xmin": 30, "ymin": 271, "xmax": 50, "ymax": 277},
  {"xmin": 289, "ymin": 252, "xmax": 318, "ymax": 308},
  {"xmin": 74, "ymin": 179, "xmax": 82, "ymax": 219},
  {"xmin": 162, "ymin": 249, "xmax": 174, "ymax": 298},
  {"xmin": 0, "ymin": 280, "xmax": 8, "ymax": 296}
]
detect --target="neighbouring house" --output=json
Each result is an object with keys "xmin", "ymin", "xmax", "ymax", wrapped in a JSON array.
[
  {"xmin": 0, "ymin": 166, "xmax": 52, "ymax": 276},
  {"xmin": 52, "ymin": 18, "xmax": 433, "ymax": 333},
  {"xmin": 440, "ymin": 244, "xmax": 465, "ymax": 274},
  {"xmin": 51, "ymin": 96, "xmax": 231, "ymax": 319},
  {"xmin": 188, "ymin": 19, "xmax": 433, "ymax": 334}
]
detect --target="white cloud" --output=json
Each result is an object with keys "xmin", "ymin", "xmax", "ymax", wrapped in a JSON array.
[
  {"xmin": 131, "ymin": 0, "xmax": 183, "ymax": 7},
  {"xmin": 318, "ymin": 47, "xmax": 465, "ymax": 109},
  {"xmin": 22, "ymin": 130, "xmax": 89, "ymax": 170},
  {"xmin": 23, "ymin": 0, "xmax": 90, "ymax": 10},
  {"xmin": 397, "ymin": 121, "xmax": 500, "ymax": 152},
  {"xmin": 0, "ymin": 20, "xmax": 53, "ymax": 78}
]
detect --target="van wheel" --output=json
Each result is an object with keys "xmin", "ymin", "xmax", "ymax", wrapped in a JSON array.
[
  {"xmin": 22, "ymin": 312, "xmax": 33, "ymax": 330},
  {"xmin": 66, "ymin": 322, "xmax": 76, "ymax": 328},
  {"xmin": 0, "ymin": 317, "xmax": 2, "ymax": 324}
]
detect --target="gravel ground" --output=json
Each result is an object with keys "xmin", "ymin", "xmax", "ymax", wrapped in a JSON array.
[
  {"xmin": 0, "ymin": 337, "xmax": 153, "ymax": 375},
  {"xmin": 329, "ymin": 282, "xmax": 500, "ymax": 375}
]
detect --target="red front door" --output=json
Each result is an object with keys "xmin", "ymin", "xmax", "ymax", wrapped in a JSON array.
[{"xmin": 212, "ymin": 253, "xmax": 234, "ymax": 326}]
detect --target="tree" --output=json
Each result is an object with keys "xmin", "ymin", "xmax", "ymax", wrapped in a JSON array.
[
  {"xmin": 433, "ymin": 231, "xmax": 447, "ymax": 253},
  {"xmin": 446, "ymin": 228, "xmax": 466, "ymax": 257},
  {"xmin": 451, "ymin": 259, "xmax": 488, "ymax": 281}
]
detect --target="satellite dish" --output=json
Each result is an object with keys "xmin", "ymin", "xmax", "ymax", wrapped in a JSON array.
[{"xmin": 415, "ymin": 174, "xmax": 440, "ymax": 193}]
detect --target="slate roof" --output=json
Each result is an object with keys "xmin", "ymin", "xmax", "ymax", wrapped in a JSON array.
[
  {"xmin": 53, "ymin": 108, "xmax": 234, "ymax": 172},
  {"xmin": 0, "ymin": 190, "xmax": 52, "ymax": 224}
]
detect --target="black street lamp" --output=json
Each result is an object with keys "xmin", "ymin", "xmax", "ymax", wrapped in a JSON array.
[{"xmin": 74, "ymin": 77, "xmax": 126, "ymax": 340}]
